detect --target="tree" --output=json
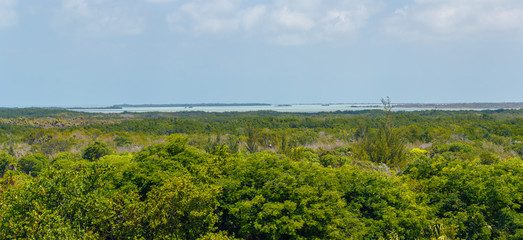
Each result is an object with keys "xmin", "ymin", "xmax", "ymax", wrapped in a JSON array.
[
  {"xmin": 82, "ymin": 141, "xmax": 112, "ymax": 161},
  {"xmin": 114, "ymin": 135, "xmax": 133, "ymax": 146},
  {"xmin": 356, "ymin": 122, "xmax": 406, "ymax": 166},
  {"xmin": 40, "ymin": 138, "xmax": 71, "ymax": 156},
  {"xmin": 0, "ymin": 152, "xmax": 14, "ymax": 177},
  {"xmin": 52, "ymin": 152, "xmax": 87, "ymax": 170},
  {"xmin": 403, "ymin": 155, "xmax": 523, "ymax": 239},
  {"xmin": 18, "ymin": 153, "xmax": 48, "ymax": 177},
  {"xmin": 23, "ymin": 128, "xmax": 56, "ymax": 145},
  {"xmin": 144, "ymin": 176, "xmax": 220, "ymax": 239},
  {"xmin": 218, "ymin": 152, "xmax": 365, "ymax": 239},
  {"xmin": 355, "ymin": 97, "xmax": 406, "ymax": 166},
  {"xmin": 245, "ymin": 125, "xmax": 259, "ymax": 153},
  {"xmin": 0, "ymin": 166, "xmax": 144, "ymax": 239},
  {"xmin": 381, "ymin": 96, "xmax": 393, "ymax": 113}
]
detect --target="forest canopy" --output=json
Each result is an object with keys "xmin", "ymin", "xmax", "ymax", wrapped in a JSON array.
[{"xmin": 0, "ymin": 108, "xmax": 521, "ymax": 239}]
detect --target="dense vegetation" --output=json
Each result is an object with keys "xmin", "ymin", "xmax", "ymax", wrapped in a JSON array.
[{"xmin": 0, "ymin": 108, "xmax": 521, "ymax": 239}]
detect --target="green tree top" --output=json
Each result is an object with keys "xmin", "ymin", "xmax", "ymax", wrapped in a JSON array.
[{"xmin": 82, "ymin": 141, "xmax": 113, "ymax": 161}]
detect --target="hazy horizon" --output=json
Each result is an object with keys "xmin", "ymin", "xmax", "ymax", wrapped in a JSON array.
[{"xmin": 3, "ymin": 101, "xmax": 523, "ymax": 109}]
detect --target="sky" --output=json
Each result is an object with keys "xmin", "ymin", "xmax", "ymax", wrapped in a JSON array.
[{"xmin": 1, "ymin": 0, "xmax": 523, "ymax": 107}]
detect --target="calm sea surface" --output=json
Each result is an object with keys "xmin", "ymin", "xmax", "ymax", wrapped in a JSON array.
[{"xmin": 69, "ymin": 104, "xmax": 495, "ymax": 113}]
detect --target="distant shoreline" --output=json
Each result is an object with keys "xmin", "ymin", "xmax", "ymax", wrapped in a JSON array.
[
  {"xmin": 394, "ymin": 102, "xmax": 523, "ymax": 109},
  {"xmin": 59, "ymin": 102, "xmax": 523, "ymax": 114},
  {"xmin": 69, "ymin": 103, "xmax": 273, "ymax": 110},
  {"xmin": 67, "ymin": 102, "xmax": 523, "ymax": 110},
  {"xmin": 4, "ymin": 102, "xmax": 522, "ymax": 111}
]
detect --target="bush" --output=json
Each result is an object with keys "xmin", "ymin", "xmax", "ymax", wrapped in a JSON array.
[
  {"xmin": 18, "ymin": 153, "xmax": 48, "ymax": 177},
  {"xmin": 82, "ymin": 141, "xmax": 112, "ymax": 161},
  {"xmin": 479, "ymin": 152, "xmax": 499, "ymax": 165},
  {"xmin": 114, "ymin": 135, "xmax": 133, "ymax": 146},
  {"xmin": 511, "ymin": 143, "xmax": 523, "ymax": 157},
  {"xmin": 40, "ymin": 138, "xmax": 71, "ymax": 156},
  {"xmin": 0, "ymin": 152, "xmax": 14, "ymax": 177}
]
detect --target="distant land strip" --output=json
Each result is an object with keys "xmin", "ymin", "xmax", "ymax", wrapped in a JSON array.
[
  {"xmin": 395, "ymin": 102, "xmax": 523, "ymax": 109},
  {"xmin": 68, "ymin": 102, "xmax": 523, "ymax": 110},
  {"xmin": 69, "ymin": 103, "xmax": 272, "ymax": 109},
  {"xmin": 4, "ymin": 102, "xmax": 522, "ymax": 110}
]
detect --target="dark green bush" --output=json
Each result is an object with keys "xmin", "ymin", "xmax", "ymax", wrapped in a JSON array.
[{"xmin": 82, "ymin": 141, "xmax": 112, "ymax": 161}]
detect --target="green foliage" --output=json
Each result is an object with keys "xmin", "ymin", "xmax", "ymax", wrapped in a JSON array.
[
  {"xmin": 127, "ymin": 135, "xmax": 213, "ymax": 199},
  {"xmin": 446, "ymin": 142, "xmax": 474, "ymax": 154},
  {"xmin": 0, "ymin": 165, "xmax": 143, "ymax": 239},
  {"xmin": 479, "ymin": 151, "xmax": 499, "ymax": 165},
  {"xmin": 434, "ymin": 142, "xmax": 477, "ymax": 160},
  {"xmin": 40, "ymin": 138, "xmax": 71, "ymax": 156},
  {"xmin": 197, "ymin": 231, "xmax": 240, "ymax": 240},
  {"xmin": 165, "ymin": 135, "xmax": 189, "ymax": 156},
  {"xmin": 219, "ymin": 152, "xmax": 365, "ymax": 239},
  {"xmin": 51, "ymin": 152, "xmax": 87, "ymax": 170},
  {"xmin": 0, "ymin": 151, "xmax": 14, "ymax": 177},
  {"xmin": 18, "ymin": 153, "xmax": 48, "ymax": 177},
  {"xmin": 511, "ymin": 142, "xmax": 523, "ymax": 157},
  {"xmin": 356, "ymin": 122, "xmax": 406, "ymax": 167},
  {"xmin": 0, "ymin": 109, "xmax": 522, "ymax": 239},
  {"xmin": 289, "ymin": 146, "xmax": 319, "ymax": 163},
  {"xmin": 225, "ymin": 135, "xmax": 240, "ymax": 154},
  {"xmin": 0, "ymin": 108, "xmax": 83, "ymax": 119},
  {"xmin": 404, "ymin": 156, "xmax": 523, "ymax": 239},
  {"xmin": 23, "ymin": 128, "xmax": 56, "ymax": 145},
  {"xmin": 245, "ymin": 125, "xmax": 259, "ymax": 153},
  {"xmin": 144, "ymin": 176, "xmax": 220, "ymax": 240},
  {"xmin": 203, "ymin": 135, "xmax": 222, "ymax": 153},
  {"xmin": 82, "ymin": 141, "xmax": 112, "ymax": 161},
  {"xmin": 114, "ymin": 135, "xmax": 133, "ymax": 146},
  {"xmin": 319, "ymin": 153, "xmax": 351, "ymax": 168},
  {"xmin": 338, "ymin": 164, "xmax": 432, "ymax": 239}
]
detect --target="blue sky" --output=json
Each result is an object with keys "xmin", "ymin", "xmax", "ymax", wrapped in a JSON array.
[{"xmin": 1, "ymin": 0, "xmax": 523, "ymax": 107}]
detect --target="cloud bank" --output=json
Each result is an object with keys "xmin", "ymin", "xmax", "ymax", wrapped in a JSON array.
[
  {"xmin": 166, "ymin": 0, "xmax": 383, "ymax": 45},
  {"xmin": 384, "ymin": 0, "xmax": 523, "ymax": 42},
  {"xmin": 8, "ymin": 0, "xmax": 523, "ymax": 44},
  {"xmin": 162, "ymin": 0, "xmax": 523, "ymax": 44},
  {"xmin": 55, "ymin": 0, "xmax": 144, "ymax": 37}
]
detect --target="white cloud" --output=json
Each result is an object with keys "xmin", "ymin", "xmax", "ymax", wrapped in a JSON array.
[
  {"xmin": 267, "ymin": 0, "xmax": 382, "ymax": 45},
  {"xmin": 0, "ymin": 0, "xmax": 17, "ymax": 29},
  {"xmin": 167, "ymin": 0, "xmax": 242, "ymax": 34},
  {"xmin": 56, "ymin": 0, "xmax": 144, "ymax": 37},
  {"xmin": 271, "ymin": 7, "xmax": 315, "ymax": 31},
  {"xmin": 166, "ymin": 0, "xmax": 383, "ymax": 45},
  {"xmin": 180, "ymin": 0, "xmax": 242, "ymax": 33},
  {"xmin": 384, "ymin": 0, "xmax": 523, "ymax": 42}
]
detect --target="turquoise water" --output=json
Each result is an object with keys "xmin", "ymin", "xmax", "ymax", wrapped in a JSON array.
[{"xmin": 69, "ymin": 104, "xmax": 494, "ymax": 113}]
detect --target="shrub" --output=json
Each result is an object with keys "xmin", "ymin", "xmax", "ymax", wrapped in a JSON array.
[
  {"xmin": 18, "ymin": 153, "xmax": 48, "ymax": 177},
  {"xmin": 82, "ymin": 141, "xmax": 112, "ymax": 161}
]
